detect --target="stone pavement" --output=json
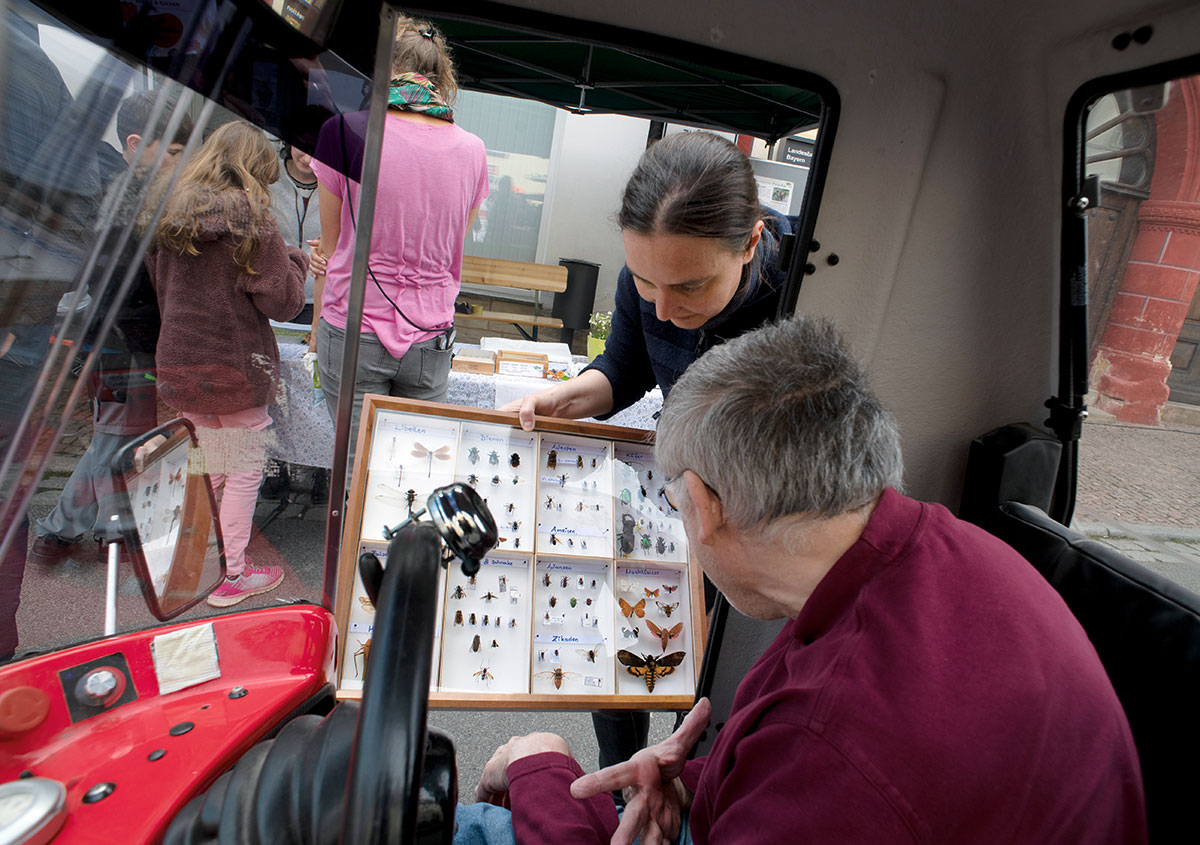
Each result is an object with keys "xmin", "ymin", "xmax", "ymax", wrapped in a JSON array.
[{"xmin": 1072, "ymin": 412, "xmax": 1200, "ymax": 595}]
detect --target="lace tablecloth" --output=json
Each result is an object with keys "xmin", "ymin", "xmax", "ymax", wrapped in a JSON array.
[{"xmin": 269, "ymin": 341, "xmax": 663, "ymax": 469}]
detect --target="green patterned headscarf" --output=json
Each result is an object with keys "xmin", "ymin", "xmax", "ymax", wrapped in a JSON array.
[{"xmin": 388, "ymin": 72, "xmax": 454, "ymax": 122}]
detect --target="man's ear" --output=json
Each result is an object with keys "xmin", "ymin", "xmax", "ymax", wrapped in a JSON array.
[
  {"xmin": 683, "ymin": 470, "xmax": 725, "ymax": 545},
  {"xmin": 124, "ymin": 133, "xmax": 142, "ymax": 161}
]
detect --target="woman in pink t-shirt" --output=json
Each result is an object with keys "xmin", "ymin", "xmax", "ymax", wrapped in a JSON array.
[{"xmin": 308, "ymin": 15, "xmax": 488, "ymax": 440}]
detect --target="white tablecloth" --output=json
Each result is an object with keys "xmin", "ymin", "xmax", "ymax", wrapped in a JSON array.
[{"xmin": 269, "ymin": 340, "xmax": 663, "ymax": 469}]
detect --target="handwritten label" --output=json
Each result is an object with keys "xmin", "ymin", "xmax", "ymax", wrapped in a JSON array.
[
  {"xmin": 584, "ymin": 676, "xmax": 603, "ymax": 688},
  {"xmin": 621, "ymin": 567, "xmax": 672, "ymax": 578}
]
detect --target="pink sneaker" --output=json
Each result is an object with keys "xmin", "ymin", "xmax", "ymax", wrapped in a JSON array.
[{"xmin": 206, "ymin": 563, "xmax": 284, "ymax": 607}]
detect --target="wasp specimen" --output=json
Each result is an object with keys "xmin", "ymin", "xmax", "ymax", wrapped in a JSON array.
[
  {"xmin": 471, "ymin": 635, "xmax": 481, "ymax": 652},
  {"xmin": 412, "ymin": 442, "xmax": 452, "ymax": 477},
  {"xmin": 514, "ymin": 537, "xmax": 521, "ymax": 549},
  {"xmin": 619, "ymin": 597, "xmax": 647, "ymax": 618},
  {"xmin": 469, "ymin": 613, "xmax": 477, "ymax": 625},
  {"xmin": 550, "ymin": 533, "xmax": 559, "ymax": 546},
  {"xmin": 535, "ymin": 667, "xmax": 580, "ymax": 690},
  {"xmin": 509, "ymin": 618, "xmax": 517, "ymax": 628},
  {"xmin": 510, "ymin": 453, "xmax": 520, "ymax": 468},
  {"xmin": 452, "ymin": 585, "xmax": 466, "ymax": 599},
  {"xmin": 657, "ymin": 601, "xmax": 679, "ymax": 618},
  {"xmin": 559, "ymin": 474, "xmax": 569, "ymax": 487},
  {"xmin": 473, "ymin": 665, "xmax": 494, "ymax": 684},
  {"xmin": 576, "ymin": 455, "xmax": 584, "ymax": 468},
  {"xmin": 468, "ymin": 447, "xmax": 480, "ymax": 464},
  {"xmin": 645, "ymin": 587, "xmax": 660, "ymax": 598},
  {"xmin": 545, "ymin": 496, "xmax": 555, "ymax": 509},
  {"xmin": 506, "ymin": 502, "xmax": 516, "ymax": 513},
  {"xmin": 647, "ymin": 619, "xmax": 684, "ymax": 651},
  {"xmin": 483, "ymin": 591, "xmax": 499, "ymax": 601},
  {"xmin": 617, "ymin": 650, "xmax": 687, "ymax": 693},
  {"xmin": 546, "ymin": 449, "xmax": 557, "ymax": 470},
  {"xmin": 509, "ymin": 520, "xmax": 521, "ymax": 531},
  {"xmin": 353, "ymin": 639, "xmax": 372, "ymax": 677}
]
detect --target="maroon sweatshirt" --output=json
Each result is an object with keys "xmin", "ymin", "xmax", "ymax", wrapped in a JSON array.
[
  {"xmin": 506, "ymin": 489, "xmax": 1147, "ymax": 844},
  {"xmin": 147, "ymin": 192, "xmax": 306, "ymax": 415}
]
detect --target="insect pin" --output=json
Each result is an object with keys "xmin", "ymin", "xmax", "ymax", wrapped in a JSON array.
[
  {"xmin": 547, "ymin": 450, "xmax": 557, "ymax": 470},
  {"xmin": 616, "ymin": 650, "xmax": 687, "ymax": 693},
  {"xmin": 483, "ymin": 591, "xmax": 499, "ymax": 601},
  {"xmin": 510, "ymin": 452, "xmax": 521, "ymax": 468},
  {"xmin": 471, "ymin": 635, "xmax": 481, "ymax": 653},
  {"xmin": 473, "ymin": 665, "xmax": 494, "ymax": 684},
  {"xmin": 619, "ymin": 597, "xmax": 647, "ymax": 619},
  {"xmin": 647, "ymin": 619, "xmax": 684, "ymax": 651},
  {"xmin": 452, "ymin": 585, "xmax": 466, "ymax": 599},
  {"xmin": 657, "ymin": 601, "xmax": 679, "ymax": 618},
  {"xmin": 353, "ymin": 639, "xmax": 372, "ymax": 677}
]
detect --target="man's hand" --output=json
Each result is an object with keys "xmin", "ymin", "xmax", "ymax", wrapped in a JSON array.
[
  {"xmin": 307, "ymin": 238, "xmax": 328, "ymax": 277},
  {"xmin": 571, "ymin": 697, "xmax": 711, "ymax": 845},
  {"xmin": 474, "ymin": 732, "xmax": 572, "ymax": 805}
]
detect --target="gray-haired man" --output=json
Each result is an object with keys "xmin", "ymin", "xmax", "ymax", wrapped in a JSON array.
[{"xmin": 459, "ymin": 317, "xmax": 1146, "ymax": 845}]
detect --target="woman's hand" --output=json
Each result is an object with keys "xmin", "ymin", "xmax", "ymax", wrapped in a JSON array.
[
  {"xmin": 307, "ymin": 238, "xmax": 328, "ymax": 276},
  {"xmin": 497, "ymin": 370, "xmax": 616, "ymax": 431},
  {"xmin": 570, "ymin": 697, "xmax": 711, "ymax": 845},
  {"xmin": 474, "ymin": 733, "xmax": 572, "ymax": 805},
  {"xmin": 132, "ymin": 434, "xmax": 169, "ymax": 473},
  {"xmin": 499, "ymin": 386, "xmax": 567, "ymax": 432}
]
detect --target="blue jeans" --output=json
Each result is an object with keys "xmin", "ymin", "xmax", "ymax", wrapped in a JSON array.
[{"xmin": 452, "ymin": 802, "xmax": 694, "ymax": 845}]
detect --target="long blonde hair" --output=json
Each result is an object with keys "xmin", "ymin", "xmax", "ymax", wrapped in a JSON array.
[{"xmin": 151, "ymin": 121, "xmax": 279, "ymax": 273}]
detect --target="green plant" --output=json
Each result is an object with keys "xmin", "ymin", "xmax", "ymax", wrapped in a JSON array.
[{"xmin": 589, "ymin": 311, "xmax": 612, "ymax": 340}]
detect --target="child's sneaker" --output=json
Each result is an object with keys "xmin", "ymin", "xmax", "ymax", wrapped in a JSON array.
[{"xmin": 206, "ymin": 562, "xmax": 284, "ymax": 607}]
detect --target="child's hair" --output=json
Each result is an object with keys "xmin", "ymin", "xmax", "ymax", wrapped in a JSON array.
[
  {"xmin": 391, "ymin": 14, "xmax": 459, "ymax": 103},
  {"xmin": 151, "ymin": 121, "xmax": 279, "ymax": 273}
]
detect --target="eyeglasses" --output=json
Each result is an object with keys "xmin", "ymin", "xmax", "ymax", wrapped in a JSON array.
[{"xmin": 661, "ymin": 473, "xmax": 683, "ymax": 512}]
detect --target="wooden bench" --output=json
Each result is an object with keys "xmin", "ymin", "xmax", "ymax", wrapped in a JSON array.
[{"xmin": 456, "ymin": 256, "xmax": 567, "ymax": 339}]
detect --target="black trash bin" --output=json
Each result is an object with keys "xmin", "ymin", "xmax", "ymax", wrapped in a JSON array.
[{"xmin": 552, "ymin": 259, "xmax": 600, "ymax": 346}]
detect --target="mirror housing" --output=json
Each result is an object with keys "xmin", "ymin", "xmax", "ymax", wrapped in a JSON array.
[{"xmin": 111, "ymin": 419, "xmax": 226, "ymax": 620}]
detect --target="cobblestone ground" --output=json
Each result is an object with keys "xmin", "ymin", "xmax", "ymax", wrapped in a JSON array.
[{"xmin": 1073, "ymin": 419, "xmax": 1200, "ymax": 595}]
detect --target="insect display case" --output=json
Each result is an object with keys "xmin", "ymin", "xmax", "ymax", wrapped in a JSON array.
[{"xmin": 332, "ymin": 396, "xmax": 706, "ymax": 710}]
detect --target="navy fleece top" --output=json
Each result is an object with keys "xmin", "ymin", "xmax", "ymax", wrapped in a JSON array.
[{"xmin": 583, "ymin": 208, "xmax": 798, "ymax": 417}]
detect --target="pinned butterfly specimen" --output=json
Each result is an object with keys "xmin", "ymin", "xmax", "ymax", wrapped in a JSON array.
[
  {"xmin": 647, "ymin": 619, "xmax": 684, "ymax": 652},
  {"xmin": 470, "ymin": 635, "xmax": 481, "ymax": 652},
  {"xmin": 577, "ymin": 646, "xmax": 601, "ymax": 663},
  {"xmin": 644, "ymin": 587, "xmax": 659, "ymax": 598},
  {"xmin": 546, "ymin": 450, "xmax": 557, "ymax": 470},
  {"xmin": 167, "ymin": 467, "xmax": 184, "ymax": 486},
  {"xmin": 662, "ymin": 584, "xmax": 679, "ymax": 594},
  {"xmin": 412, "ymin": 442, "xmax": 452, "ymax": 477},
  {"xmin": 656, "ymin": 601, "xmax": 679, "ymax": 618},
  {"xmin": 621, "ymin": 626, "xmax": 640, "ymax": 639},
  {"xmin": 451, "ymin": 585, "xmax": 466, "ymax": 599},
  {"xmin": 359, "ymin": 596, "xmax": 375, "ymax": 613},
  {"xmin": 616, "ymin": 650, "xmax": 687, "ymax": 693},
  {"xmin": 483, "ymin": 591, "xmax": 499, "ymax": 601},
  {"xmin": 473, "ymin": 665, "xmax": 494, "ymax": 684},
  {"xmin": 619, "ymin": 597, "xmax": 647, "ymax": 618},
  {"xmin": 535, "ymin": 667, "xmax": 580, "ymax": 690}
]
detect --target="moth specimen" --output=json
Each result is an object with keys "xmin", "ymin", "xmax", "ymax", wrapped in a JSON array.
[
  {"xmin": 662, "ymin": 584, "xmax": 679, "ymax": 594},
  {"xmin": 617, "ymin": 650, "xmax": 687, "ymax": 693},
  {"xmin": 621, "ymin": 626, "xmax": 640, "ymax": 639},
  {"xmin": 644, "ymin": 587, "xmax": 660, "ymax": 598},
  {"xmin": 619, "ymin": 597, "xmax": 647, "ymax": 618},
  {"xmin": 647, "ymin": 619, "xmax": 684, "ymax": 651},
  {"xmin": 656, "ymin": 601, "xmax": 679, "ymax": 618}
]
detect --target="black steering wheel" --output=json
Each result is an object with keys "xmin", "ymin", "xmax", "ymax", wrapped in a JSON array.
[{"xmin": 342, "ymin": 484, "xmax": 496, "ymax": 843}]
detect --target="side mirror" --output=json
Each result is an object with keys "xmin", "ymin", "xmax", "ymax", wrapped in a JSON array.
[{"xmin": 111, "ymin": 419, "xmax": 226, "ymax": 620}]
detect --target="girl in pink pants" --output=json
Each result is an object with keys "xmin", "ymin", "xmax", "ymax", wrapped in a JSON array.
[{"xmin": 145, "ymin": 122, "xmax": 307, "ymax": 606}]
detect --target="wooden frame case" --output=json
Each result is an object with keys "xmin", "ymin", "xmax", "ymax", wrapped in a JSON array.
[{"xmin": 333, "ymin": 396, "xmax": 705, "ymax": 710}]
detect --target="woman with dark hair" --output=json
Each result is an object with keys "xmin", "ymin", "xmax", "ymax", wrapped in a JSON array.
[
  {"xmin": 506, "ymin": 131, "xmax": 798, "ymax": 430},
  {"xmin": 309, "ymin": 15, "xmax": 488, "ymax": 442}
]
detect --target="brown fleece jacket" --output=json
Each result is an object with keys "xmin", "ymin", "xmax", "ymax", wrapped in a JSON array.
[{"xmin": 146, "ymin": 191, "xmax": 307, "ymax": 414}]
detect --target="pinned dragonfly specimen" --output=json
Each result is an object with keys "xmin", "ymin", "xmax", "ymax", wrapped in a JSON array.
[
  {"xmin": 644, "ymin": 587, "xmax": 660, "ymax": 598},
  {"xmin": 535, "ymin": 667, "xmax": 580, "ymax": 690},
  {"xmin": 617, "ymin": 650, "xmax": 687, "ymax": 693},
  {"xmin": 619, "ymin": 597, "xmax": 647, "ymax": 618},
  {"xmin": 657, "ymin": 601, "xmax": 679, "ymax": 618},
  {"xmin": 546, "ymin": 449, "xmax": 557, "ymax": 469},
  {"xmin": 452, "ymin": 585, "xmax": 466, "ymax": 599},
  {"xmin": 353, "ymin": 639, "xmax": 372, "ymax": 677},
  {"xmin": 412, "ymin": 442, "xmax": 452, "ymax": 477},
  {"xmin": 473, "ymin": 665, "xmax": 494, "ymax": 684},
  {"xmin": 405, "ymin": 488, "xmax": 418, "ymax": 515},
  {"xmin": 468, "ymin": 447, "xmax": 480, "ymax": 464},
  {"xmin": 647, "ymin": 619, "xmax": 684, "ymax": 652}
]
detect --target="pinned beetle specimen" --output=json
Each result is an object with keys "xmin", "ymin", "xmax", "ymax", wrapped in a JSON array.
[
  {"xmin": 619, "ymin": 597, "xmax": 647, "ymax": 618},
  {"xmin": 618, "ymin": 514, "xmax": 637, "ymax": 557},
  {"xmin": 617, "ymin": 650, "xmax": 687, "ymax": 693},
  {"xmin": 656, "ymin": 536, "xmax": 667, "ymax": 555},
  {"xmin": 569, "ymin": 596, "xmax": 578, "ymax": 608},
  {"xmin": 656, "ymin": 601, "xmax": 679, "ymax": 618},
  {"xmin": 549, "ymin": 595, "xmax": 558, "ymax": 608},
  {"xmin": 353, "ymin": 639, "xmax": 372, "ymax": 677},
  {"xmin": 647, "ymin": 619, "xmax": 684, "ymax": 651}
]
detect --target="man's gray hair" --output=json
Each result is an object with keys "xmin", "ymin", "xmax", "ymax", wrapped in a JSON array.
[{"xmin": 655, "ymin": 317, "xmax": 903, "ymax": 529}]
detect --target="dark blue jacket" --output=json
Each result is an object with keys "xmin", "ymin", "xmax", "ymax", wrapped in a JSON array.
[{"xmin": 585, "ymin": 208, "xmax": 798, "ymax": 417}]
